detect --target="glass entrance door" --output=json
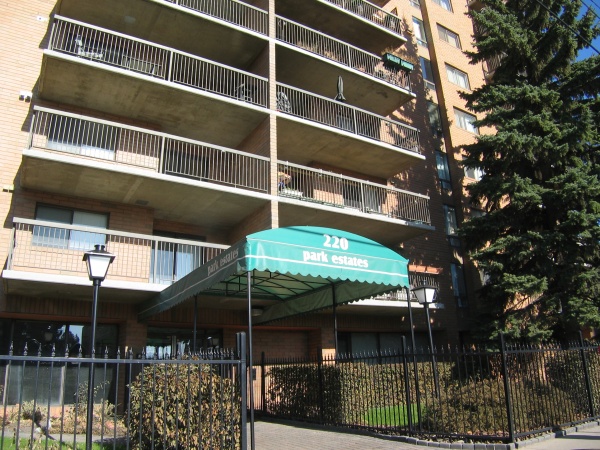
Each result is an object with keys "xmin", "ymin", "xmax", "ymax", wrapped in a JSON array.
[{"xmin": 145, "ymin": 327, "xmax": 222, "ymax": 359}]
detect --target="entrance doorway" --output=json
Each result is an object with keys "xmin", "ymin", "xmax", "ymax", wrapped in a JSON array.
[{"xmin": 145, "ymin": 326, "xmax": 223, "ymax": 358}]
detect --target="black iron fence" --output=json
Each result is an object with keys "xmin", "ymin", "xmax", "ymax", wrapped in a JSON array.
[
  {"xmin": 257, "ymin": 333, "xmax": 600, "ymax": 443},
  {"xmin": 0, "ymin": 333, "xmax": 247, "ymax": 449}
]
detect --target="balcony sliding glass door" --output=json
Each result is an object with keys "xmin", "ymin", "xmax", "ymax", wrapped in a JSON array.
[{"xmin": 151, "ymin": 232, "xmax": 205, "ymax": 284}]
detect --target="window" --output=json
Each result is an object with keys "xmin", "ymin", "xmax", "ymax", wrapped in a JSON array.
[
  {"xmin": 409, "ymin": 0, "xmax": 420, "ymax": 7},
  {"xmin": 0, "ymin": 319, "xmax": 118, "ymax": 404},
  {"xmin": 47, "ymin": 114, "xmax": 117, "ymax": 160},
  {"xmin": 451, "ymin": 263, "xmax": 468, "ymax": 307},
  {"xmin": 433, "ymin": 0, "xmax": 453, "ymax": 12},
  {"xmin": 437, "ymin": 25, "xmax": 461, "ymax": 49},
  {"xmin": 33, "ymin": 205, "xmax": 108, "ymax": 250},
  {"xmin": 444, "ymin": 205, "xmax": 460, "ymax": 246},
  {"xmin": 151, "ymin": 231, "xmax": 206, "ymax": 285},
  {"xmin": 435, "ymin": 151, "xmax": 452, "ymax": 191},
  {"xmin": 464, "ymin": 165, "xmax": 484, "ymax": 181},
  {"xmin": 454, "ymin": 108, "xmax": 479, "ymax": 134},
  {"xmin": 446, "ymin": 64, "xmax": 470, "ymax": 89},
  {"xmin": 420, "ymin": 57, "xmax": 436, "ymax": 90},
  {"xmin": 427, "ymin": 101, "xmax": 443, "ymax": 136},
  {"xmin": 342, "ymin": 182, "xmax": 362, "ymax": 209},
  {"xmin": 470, "ymin": 208, "xmax": 485, "ymax": 219},
  {"xmin": 338, "ymin": 332, "xmax": 419, "ymax": 359},
  {"xmin": 412, "ymin": 17, "xmax": 427, "ymax": 47},
  {"xmin": 164, "ymin": 143, "xmax": 208, "ymax": 180}
]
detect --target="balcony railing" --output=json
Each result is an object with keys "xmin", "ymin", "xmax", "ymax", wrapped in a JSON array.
[
  {"xmin": 277, "ymin": 162, "xmax": 431, "ymax": 224},
  {"xmin": 166, "ymin": 0, "xmax": 268, "ymax": 35},
  {"xmin": 483, "ymin": 53, "xmax": 505, "ymax": 79},
  {"xmin": 323, "ymin": 0, "xmax": 402, "ymax": 35},
  {"xmin": 49, "ymin": 16, "xmax": 268, "ymax": 107},
  {"xmin": 276, "ymin": 83, "xmax": 420, "ymax": 153},
  {"xmin": 29, "ymin": 107, "xmax": 270, "ymax": 193},
  {"xmin": 276, "ymin": 17, "xmax": 411, "ymax": 91},
  {"xmin": 8, "ymin": 219, "xmax": 229, "ymax": 285},
  {"xmin": 372, "ymin": 273, "xmax": 440, "ymax": 302}
]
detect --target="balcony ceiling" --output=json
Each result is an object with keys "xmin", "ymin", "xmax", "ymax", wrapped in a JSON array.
[
  {"xmin": 276, "ymin": 45, "xmax": 414, "ymax": 116},
  {"xmin": 2, "ymin": 273, "xmax": 161, "ymax": 304},
  {"xmin": 276, "ymin": 0, "xmax": 406, "ymax": 55},
  {"xmin": 56, "ymin": 0, "xmax": 267, "ymax": 69},
  {"xmin": 276, "ymin": 116, "xmax": 423, "ymax": 179},
  {"xmin": 278, "ymin": 201, "xmax": 433, "ymax": 247},
  {"xmin": 39, "ymin": 53, "xmax": 269, "ymax": 149},
  {"xmin": 21, "ymin": 150, "xmax": 270, "ymax": 231}
]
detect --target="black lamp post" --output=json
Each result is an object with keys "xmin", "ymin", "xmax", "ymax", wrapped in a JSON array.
[
  {"xmin": 412, "ymin": 284, "xmax": 440, "ymax": 397},
  {"xmin": 82, "ymin": 244, "xmax": 115, "ymax": 450}
]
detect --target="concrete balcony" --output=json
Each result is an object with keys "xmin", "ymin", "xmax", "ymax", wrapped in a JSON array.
[
  {"xmin": 467, "ymin": 0, "xmax": 484, "ymax": 11},
  {"xmin": 22, "ymin": 107, "xmax": 271, "ymax": 230},
  {"xmin": 276, "ymin": 16, "xmax": 415, "ymax": 115},
  {"xmin": 275, "ymin": 83, "xmax": 423, "ymax": 179},
  {"xmin": 55, "ymin": 0, "xmax": 268, "ymax": 69},
  {"xmin": 276, "ymin": 162, "xmax": 432, "ymax": 245},
  {"xmin": 40, "ymin": 16, "xmax": 269, "ymax": 148},
  {"xmin": 276, "ymin": 0, "xmax": 406, "ymax": 55},
  {"xmin": 341, "ymin": 272, "xmax": 443, "ymax": 312},
  {"xmin": 3, "ymin": 218, "xmax": 229, "ymax": 303}
]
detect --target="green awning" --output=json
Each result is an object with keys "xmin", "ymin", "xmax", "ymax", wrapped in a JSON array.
[{"xmin": 138, "ymin": 226, "xmax": 409, "ymax": 323}]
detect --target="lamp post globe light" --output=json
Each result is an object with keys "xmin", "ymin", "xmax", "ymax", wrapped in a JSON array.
[
  {"xmin": 82, "ymin": 244, "xmax": 115, "ymax": 450},
  {"xmin": 411, "ymin": 284, "xmax": 440, "ymax": 397}
]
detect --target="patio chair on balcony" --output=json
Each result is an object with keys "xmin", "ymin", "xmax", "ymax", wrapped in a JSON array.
[
  {"xmin": 74, "ymin": 35, "xmax": 104, "ymax": 60},
  {"xmin": 236, "ymin": 83, "xmax": 255, "ymax": 103},
  {"xmin": 276, "ymin": 91, "xmax": 292, "ymax": 112}
]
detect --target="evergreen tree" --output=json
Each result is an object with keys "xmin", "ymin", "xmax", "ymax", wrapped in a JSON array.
[{"xmin": 460, "ymin": 0, "xmax": 600, "ymax": 342}]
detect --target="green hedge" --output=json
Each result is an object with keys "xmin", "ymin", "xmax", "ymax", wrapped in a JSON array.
[
  {"xmin": 127, "ymin": 362, "xmax": 240, "ymax": 450},
  {"xmin": 266, "ymin": 361, "xmax": 423, "ymax": 427}
]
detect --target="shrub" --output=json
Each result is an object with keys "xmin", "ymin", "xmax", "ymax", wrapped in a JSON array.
[
  {"xmin": 127, "ymin": 361, "xmax": 240, "ymax": 450},
  {"xmin": 60, "ymin": 381, "xmax": 126, "ymax": 436},
  {"xmin": 266, "ymin": 361, "xmax": 428, "ymax": 428},
  {"xmin": 422, "ymin": 378, "xmax": 579, "ymax": 436},
  {"xmin": 545, "ymin": 348, "xmax": 600, "ymax": 415}
]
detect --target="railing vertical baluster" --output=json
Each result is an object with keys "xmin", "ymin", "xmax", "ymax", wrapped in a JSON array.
[
  {"xmin": 499, "ymin": 333, "xmax": 516, "ymax": 443},
  {"xmin": 579, "ymin": 331, "xmax": 597, "ymax": 417},
  {"xmin": 317, "ymin": 351, "xmax": 324, "ymax": 424}
]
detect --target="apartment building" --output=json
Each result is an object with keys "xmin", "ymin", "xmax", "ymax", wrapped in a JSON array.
[{"xmin": 0, "ymin": 0, "xmax": 485, "ymax": 360}]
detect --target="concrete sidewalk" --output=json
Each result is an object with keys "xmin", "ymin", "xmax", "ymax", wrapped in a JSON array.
[
  {"xmin": 252, "ymin": 420, "xmax": 422, "ymax": 449},
  {"xmin": 250, "ymin": 420, "xmax": 600, "ymax": 450},
  {"xmin": 517, "ymin": 421, "xmax": 600, "ymax": 449}
]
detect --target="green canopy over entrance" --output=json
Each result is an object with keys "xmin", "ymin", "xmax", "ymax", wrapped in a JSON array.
[{"xmin": 139, "ymin": 226, "xmax": 409, "ymax": 323}]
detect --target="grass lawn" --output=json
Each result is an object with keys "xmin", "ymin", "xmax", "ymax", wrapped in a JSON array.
[{"xmin": 364, "ymin": 404, "xmax": 421, "ymax": 426}]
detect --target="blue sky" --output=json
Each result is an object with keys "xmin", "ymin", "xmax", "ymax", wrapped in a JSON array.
[{"xmin": 577, "ymin": 2, "xmax": 600, "ymax": 60}]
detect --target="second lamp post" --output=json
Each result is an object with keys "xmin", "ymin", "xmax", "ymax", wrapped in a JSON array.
[{"xmin": 411, "ymin": 284, "xmax": 440, "ymax": 397}]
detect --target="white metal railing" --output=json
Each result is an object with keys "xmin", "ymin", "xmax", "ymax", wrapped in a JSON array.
[
  {"xmin": 166, "ymin": 0, "xmax": 268, "ymax": 35},
  {"xmin": 49, "ymin": 16, "xmax": 268, "ymax": 107},
  {"xmin": 277, "ymin": 162, "xmax": 431, "ymax": 224},
  {"xmin": 8, "ymin": 219, "xmax": 229, "ymax": 285},
  {"xmin": 276, "ymin": 16, "xmax": 411, "ymax": 91},
  {"xmin": 29, "ymin": 107, "xmax": 270, "ymax": 193},
  {"xmin": 323, "ymin": 0, "xmax": 403, "ymax": 34},
  {"xmin": 276, "ymin": 83, "xmax": 420, "ymax": 153},
  {"xmin": 373, "ymin": 273, "xmax": 440, "ymax": 302}
]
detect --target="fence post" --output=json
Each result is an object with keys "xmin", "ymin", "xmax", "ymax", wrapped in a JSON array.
[
  {"xmin": 261, "ymin": 351, "xmax": 266, "ymax": 414},
  {"xmin": 400, "ymin": 336, "xmax": 414, "ymax": 434},
  {"xmin": 579, "ymin": 331, "xmax": 596, "ymax": 418},
  {"xmin": 237, "ymin": 332, "xmax": 247, "ymax": 450},
  {"xmin": 317, "ymin": 349, "xmax": 325, "ymax": 424},
  {"xmin": 499, "ymin": 333, "xmax": 516, "ymax": 443}
]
